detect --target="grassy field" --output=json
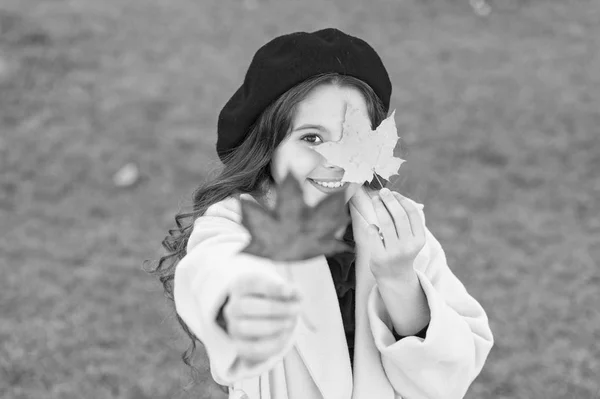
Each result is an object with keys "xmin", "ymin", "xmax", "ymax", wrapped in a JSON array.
[{"xmin": 1, "ymin": 0, "xmax": 599, "ymax": 398}]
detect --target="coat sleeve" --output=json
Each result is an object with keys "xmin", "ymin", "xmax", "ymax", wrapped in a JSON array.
[
  {"xmin": 173, "ymin": 199, "xmax": 299, "ymax": 386},
  {"xmin": 367, "ymin": 205, "xmax": 494, "ymax": 399}
]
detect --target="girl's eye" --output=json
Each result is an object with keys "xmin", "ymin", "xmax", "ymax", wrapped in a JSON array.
[{"xmin": 301, "ymin": 134, "xmax": 323, "ymax": 145}]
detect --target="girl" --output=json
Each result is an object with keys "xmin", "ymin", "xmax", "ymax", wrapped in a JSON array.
[{"xmin": 154, "ymin": 28, "xmax": 493, "ymax": 399}]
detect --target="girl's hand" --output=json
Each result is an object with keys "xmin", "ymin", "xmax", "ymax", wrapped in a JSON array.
[
  {"xmin": 223, "ymin": 272, "xmax": 302, "ymax": 364},
  {"xmin": 367, "ymin": 188, "xmax": 426, "ymax": 280}
]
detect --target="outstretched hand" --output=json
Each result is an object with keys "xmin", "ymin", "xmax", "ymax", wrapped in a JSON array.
[
  {"xmin": 366, "ymin": 188, "xmax": 426, "ymax": 280},
  {"xmin": 223, "ymin": 271, "xmax": 302, "ymax": 364}
]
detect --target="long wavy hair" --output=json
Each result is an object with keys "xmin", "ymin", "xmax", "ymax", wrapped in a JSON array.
[{"xmin": 150, "ymin": 72, "xmax": 388, "ymax": 387}]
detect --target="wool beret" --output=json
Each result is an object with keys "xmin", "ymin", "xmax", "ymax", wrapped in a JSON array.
[{"xmin": 216, "ymin": 28, "xmax": 392, "ymax": 161}]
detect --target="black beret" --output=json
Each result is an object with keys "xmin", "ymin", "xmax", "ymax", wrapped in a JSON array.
[{"xmin": 216, "ymin": 28, "xmax": 392, "ymax": 161}]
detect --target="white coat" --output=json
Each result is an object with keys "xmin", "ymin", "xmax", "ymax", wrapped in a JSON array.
[{"xmin": 174, "ymin": 186, "xmax": 494, "ymax": 399}]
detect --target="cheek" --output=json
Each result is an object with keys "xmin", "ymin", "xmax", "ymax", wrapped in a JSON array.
[
  {"xmin": 272, "ymin": 144, "xmax": 322, "ymax": 182},
  {"xmin": 301, "ymin": 148, "xmax": 324, "ymax": 173}
]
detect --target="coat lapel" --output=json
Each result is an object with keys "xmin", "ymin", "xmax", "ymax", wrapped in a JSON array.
[
  {"xmin": 287, "ymin": 186, "xmax": 385, "ymax": 399},
  {"xmin": 239, "ymin": 189, "xmax": 393, "ymax": 399},
  {"xmin": 285, "ymin": 255, "xmax": 353, "ymax": 399},
  {"xmin": 239, "ymin": 192, "xmax": 352, "ymax": 399}
]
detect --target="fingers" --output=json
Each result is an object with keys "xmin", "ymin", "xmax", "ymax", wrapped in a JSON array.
[
  {"xmin": 227, "ymin": 296, "xmax": 302, "ymax": 320},
  {"xmin": 372, "ymin": 188, "xmax": 425, "ymax": 241},
  {"xmin": 232, "ymin": 272, "xmax": 300, "ymax": 301},
  {"xmin": 379, "ymin": 188, "xmax": 412, "ymax": 238},
  {"xmin": 371, "ymin": 194, "xmax": 398, "ymax": 245},
  {"xmin": 227, "ymin": 272, "xmax": 303, "ymax": 344},
  {"xmin": 235, "ymin": 321, "xmax": 296, "ymax": 362},
  {"xmin": 227, "ymin": 291, "xmax": 300, "ymax": 363},
  {"xmin": 392, "ymin": 192, "xmax": 425, "ymax": 241},
  {"xmin": 229, "ymin": 317, "xmax": 297, "ymax": 340}
]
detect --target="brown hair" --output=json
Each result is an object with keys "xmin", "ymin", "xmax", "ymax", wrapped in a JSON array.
[{"xmin": 149, "ymin": 72, "xmax": 387, "ymax": 386}]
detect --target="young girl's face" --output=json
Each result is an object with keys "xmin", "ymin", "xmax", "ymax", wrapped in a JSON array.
[{"xmin": 270, "ymin": 84, "xmax": 367, "ymax": 207}]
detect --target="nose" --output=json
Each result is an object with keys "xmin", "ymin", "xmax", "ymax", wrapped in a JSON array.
[
  {"xmin": 314, "ymin": 150, "xmax": 343, "ymax": 171},
  {"xmin": 323, "ymin": 160, "xmax": 343, "ymax": 170}
]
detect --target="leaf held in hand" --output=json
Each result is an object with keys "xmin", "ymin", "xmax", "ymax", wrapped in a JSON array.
[
  {"xmin": 240, "ymin": 173, "xmax": 351, "ymax": 262},
  {"xmin": 313, "ymin": 106, "xmax": 405, "ymax": 184}
]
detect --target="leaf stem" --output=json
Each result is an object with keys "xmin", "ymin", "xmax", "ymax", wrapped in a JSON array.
[{"xmin": 373, "ymin": 172, "xmax": 385, "ymax": 189}]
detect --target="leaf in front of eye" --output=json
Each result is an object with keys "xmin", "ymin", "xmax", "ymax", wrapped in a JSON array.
[
  {"xmin": 240, "ymin": 173, "xmax": 351, "ymax": 262},
  {"xmin": 313, "ymin": 106, "xmax": 405, "ymax": 183}
]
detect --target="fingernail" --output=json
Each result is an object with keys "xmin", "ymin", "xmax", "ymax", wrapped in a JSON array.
[{"xmin": 380, "ymin": 188, "xmax": 391, "ymax": 197}]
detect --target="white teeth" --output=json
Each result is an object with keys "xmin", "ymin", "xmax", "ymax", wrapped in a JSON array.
[{"xmin": 313, "ymin": 180, "xmax": 343, "ymax": 188}]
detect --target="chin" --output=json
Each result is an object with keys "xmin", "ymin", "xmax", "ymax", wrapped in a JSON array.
[{"xmin": 303, "ymin": 184, "xmax": 326, "ymax": 207}]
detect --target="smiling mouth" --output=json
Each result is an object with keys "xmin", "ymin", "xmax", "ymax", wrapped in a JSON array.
[{"xmin": 307, "ymin": 178, "xmax": 349, "ymax": 192}]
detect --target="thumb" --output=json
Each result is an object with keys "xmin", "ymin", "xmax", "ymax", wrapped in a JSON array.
[{"xmin": 349, "ymin": 187, "xmax": 377, "ymax": 224}]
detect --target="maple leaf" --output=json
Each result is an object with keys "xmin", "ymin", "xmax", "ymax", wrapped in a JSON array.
[
  {"xmin": 240, "ymin": 173, "xmax": 351, "ymax": 262},
  {"xmin": 313, "ymin": 106, "xmax": 405, "ymax": 184}
]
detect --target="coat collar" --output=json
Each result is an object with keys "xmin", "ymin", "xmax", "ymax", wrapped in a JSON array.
[
  {"xmin": 236, "ymin": 191, "xmax": 352, "ymax": 399},
  {"xmin": 282, "ymin": 186, "xmax": 382, "ymax": 399},
  {"xmin": 288, "ymin": 258, "xmax": 353, "ymax": 399},
  {"xmin": 236, "ymin": 186, "xmax": 381, "ymax": 399}
]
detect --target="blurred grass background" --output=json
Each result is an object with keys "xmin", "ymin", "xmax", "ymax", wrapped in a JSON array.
[{"xmin": 1, "ymin": 0, "xmax": 599, "ymax": 398}]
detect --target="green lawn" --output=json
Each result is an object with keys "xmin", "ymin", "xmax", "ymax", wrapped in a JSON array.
[{"xmin": 1, "ymin": 0, "xmax": 599, "ymax": 398}]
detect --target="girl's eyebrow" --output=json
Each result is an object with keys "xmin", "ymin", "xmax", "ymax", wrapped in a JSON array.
[{"xmin": 293, "ymin": 124, "xmax": 331, "ymax": 133}]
